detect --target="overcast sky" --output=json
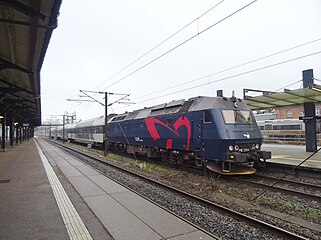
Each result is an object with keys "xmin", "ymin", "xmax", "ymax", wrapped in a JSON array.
[{"xmin": 41, "ymin": 0, "xmax": 321, "ymax": 123}]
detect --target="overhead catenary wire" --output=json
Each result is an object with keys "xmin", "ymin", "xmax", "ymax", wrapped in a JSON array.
[
  {"xmin": 68, "ymin": 47, "xmax": 321, "ymax": 115},
  {"xmin": 110, "ymin": 106, "xmax": 138, "ymax": 161},
  {"xmin": 132, "ymin": 50, "xmax": 321, "ymax": 105},
  {"xmin": 273, "ymin": 80, "xmax": 302, "ymax": 92},
  {"xmin": 66, "ymin": 0, "xmax": 225, "ymax": 113},
  {"xmin": 132, "ymin": 37, "xmax": 321, "ymax": 101},
  {"xmin": 103, "ymin": 0, "xmax": 258, "ymax": 90},
  {"xmin": 93, "ymin": 0, "xmax": 225, "ymax": 91},
  {"xmin": 251, "ymin": 147, "xmax": 321, "ymax": 201},
  {"xmin": 63, "ymin": 0, "xmax": 321, "ymax": 117}
]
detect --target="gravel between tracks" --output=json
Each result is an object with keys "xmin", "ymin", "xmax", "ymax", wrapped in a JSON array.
[
  {"xmin": 46, "ymin": 140, "xmax": 321, "ymax": 239},
  {"xmin": 63, "ymin": 149, "xmax": 280, "ymax": 239}
]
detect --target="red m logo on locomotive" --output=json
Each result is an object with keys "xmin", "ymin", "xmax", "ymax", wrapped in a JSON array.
[{"xmin": 144, "ymin": 116, "xmax": 191, "ymax": 150}]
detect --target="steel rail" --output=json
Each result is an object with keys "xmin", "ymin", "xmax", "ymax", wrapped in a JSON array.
[
  {"xmin": 255, "ymin": 174, "xmax": 321, "ymax": 192},
  {"xmin": 44, "ymin": 140, "xmax": 220, "ymax": 240},
  {"xmin": 47, "ymin": 139, "xmax": 307, "ymax": 240},
  {"xmin": 235, "ymin": 177, "xmax": 321, "ymax": 202}
]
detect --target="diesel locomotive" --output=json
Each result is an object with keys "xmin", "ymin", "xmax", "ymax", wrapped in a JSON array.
[{"xmin": 58, "ymin": 95, "xmax": 271, "ymax": 175}]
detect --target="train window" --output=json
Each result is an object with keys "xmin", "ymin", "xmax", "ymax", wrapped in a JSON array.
[
  {"xmin": 222, "ymin": 110, "xmax": 253, "ymax": 124},
  {"xmin": 203, "ymin": 110, "xmax": 212, "ymax": 123},
  {"xmin": 265, "ymin": 124, "xmax": 272, "ymax": 130},
  {"xmin": 167, "ymin": 118, "xmax": 173, "ymax": 125},
  {"xmin": 272, "ymin": 125, "xmax": 301, "ymax": 130}
]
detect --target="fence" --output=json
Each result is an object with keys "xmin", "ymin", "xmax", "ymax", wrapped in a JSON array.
[{"xmin": 261, "ymin": 132, "xmax": 321, "ymax": 145}]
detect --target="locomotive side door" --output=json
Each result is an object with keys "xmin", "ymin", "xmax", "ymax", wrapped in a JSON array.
[
  {"xmin": 201, "ymin": 110, "xmax": 217, "ymax": 161},
  {"xmin": 192, "ymin": 111, "xmax": 204, "ymax": 166}
]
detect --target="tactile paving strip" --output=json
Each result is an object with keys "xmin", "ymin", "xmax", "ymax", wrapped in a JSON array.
[{"xmin": 36, "ymin": 141, "xmax": 93, "ymax": 240}]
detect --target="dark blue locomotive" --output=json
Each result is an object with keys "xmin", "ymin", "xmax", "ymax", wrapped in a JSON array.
[{"xmin": 63, "ymin": 95, "xmax": 271, "ymax": 175}]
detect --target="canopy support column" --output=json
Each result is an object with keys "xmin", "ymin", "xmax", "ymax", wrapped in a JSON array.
[{"xmin": 303, "ymin": 69, "xmax": 317, "ymax": 152}]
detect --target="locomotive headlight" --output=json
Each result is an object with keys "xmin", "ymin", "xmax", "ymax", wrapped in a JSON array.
[
  {"xmin": 228, "ymin": 145, "xmax": 234, "ymax": 151},
  {"xmin": 234, "ymin": 145, "xmax": 240, "ymax": 151},
  {"xmin": 255, "ymin": 143, "xmax": 260, "ymax": 149}
]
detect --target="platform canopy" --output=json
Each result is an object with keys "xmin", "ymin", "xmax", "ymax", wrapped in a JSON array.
[
  {"xmin": 0, "ymin": 0, "xmax": 62, "ymax": 127},
  {"xmin": 243, "ymin": 84, "xmax": 321, "ymax": 110}
]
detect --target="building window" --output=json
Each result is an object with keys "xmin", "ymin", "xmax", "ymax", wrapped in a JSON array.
[
  {"xmin": 316, "ymin": 108, "xmax": 321, "ymax": 116},
  {"xmin": 299, "ymin": 110, "xmax": 304, "ymax": 116},
  {"xmin": 286, "ymin": 110, "xmax": 293, "ymax": 118}
]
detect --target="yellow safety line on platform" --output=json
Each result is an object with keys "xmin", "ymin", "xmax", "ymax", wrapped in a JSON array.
[{"xmin": 35, "ymin": 140, "xmax": 93, "ymax": 240}]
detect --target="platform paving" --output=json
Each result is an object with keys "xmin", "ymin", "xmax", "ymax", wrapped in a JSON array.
[
  {"xmin": 3, "ymin": 139, "xmax": 318, "ymax": 240},
  {"xmin": 0, "ymin": 139, "xmax": 114, "ymax": 240},
  {"xmin": 36, "ymin": 141, "xmax": 93, "ymax": 239},
  {"xmin": 262, "ymin": 144, "xmax": 321, "ymax": 169},
  {"xmin": 0, "ymin": 140, "xmax": 70, "ymax": 240},
  {"xmin": 37, "ymin": 138, "xmax": 215, "ymax": 240}
]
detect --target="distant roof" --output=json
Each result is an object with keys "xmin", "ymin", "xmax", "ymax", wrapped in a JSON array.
[
  {"xmin": 243, "ymin": 84, "xmax": 321, "ymax": 110},
  {"xmin": 0, "ymin": 0, "xmax": 62, "ymax": 126}
]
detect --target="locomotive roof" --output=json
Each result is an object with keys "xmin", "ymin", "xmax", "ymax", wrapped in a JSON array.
[
  {"xmin": 68, "ymin": 115, "xmax": 110, "ymax": 129},
  {"xmin": 70, "ymin": 96, "xmax": 251, "ymax": 127},
  {"xmin": 109, "ymin": 96, "xmax": 250, "ymax": 122}
]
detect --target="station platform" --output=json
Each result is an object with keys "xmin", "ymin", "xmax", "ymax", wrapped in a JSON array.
[
  {"xmin": 0, "ymin": 138, "xmax": 214, "ymax": 240},
  {"xmin": 262, "ymin": 144, "xmax": 321, "ymax": 169}
]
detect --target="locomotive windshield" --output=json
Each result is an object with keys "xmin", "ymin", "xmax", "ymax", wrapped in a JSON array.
[{"xmin": 222, "ymin": 110, "xmax": 254, "ymax": 124}]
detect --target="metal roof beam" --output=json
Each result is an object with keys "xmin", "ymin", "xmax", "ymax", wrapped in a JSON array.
[
  {"xmin": 0, "ymin": 0, "xmax": 46, "ymax": 20},
  {"xmin": 243, "ymin": 88, "xmax": 273, "ymax": 98},
  {"xmin": 311, "ymin": 84, "xmax": 321, "ymax": 93},
  {"xmin": 243, "ymin": 96, "xmax": 279, "ymax": 108},
  {"xmin": 0, "ymin": 87, "xmax": 22, "ymax": 96},
  {"xmin": 0, "ymin": 18, "xmax": 57, "ymax": 29},
  {"xmin": 2, "ymin": 102, "xmax": 37, "ymax": 117},
  {"xmin": 283, "ymin": 88, "xmax": 317, "ymax": 102},
  {"xmin": 3, "ymin": 95, "xmax": 36, "ymax": 105},
  {"xmin": 0, "ymin": 57, "xmax": 33, "ymax": 74},
  {"xmin": 0, "ymin": 78, "xmax": 34, "ymax": 94},
  {"xmin": 262, "ymin": 93, "xmax": 299, "ymax": 105}
]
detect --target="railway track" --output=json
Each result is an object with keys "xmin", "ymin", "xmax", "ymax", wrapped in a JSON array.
[
  {"xmin": 236, "ymin": 174, "xmax": 321, "ymax": 202},
  {"xmin": 262, "ymin": 162, "xmax": 321, "ymax": 180},
  {"xmin": 46, "ymin": 139, "xmax": 308, "ymax": 240}
]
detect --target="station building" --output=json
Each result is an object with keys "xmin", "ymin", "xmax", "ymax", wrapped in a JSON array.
[{"xmin": 275, "ymin": 104, "xmax": 321, "ymax": 119}]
